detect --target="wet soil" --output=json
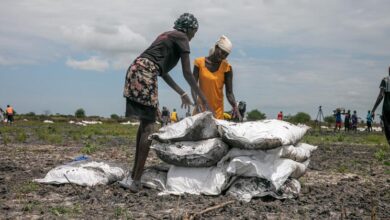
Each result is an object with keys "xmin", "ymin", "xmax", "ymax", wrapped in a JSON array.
[{"xmin": 0, "ymin": 140, "xmax": 389, "ymax": 219}]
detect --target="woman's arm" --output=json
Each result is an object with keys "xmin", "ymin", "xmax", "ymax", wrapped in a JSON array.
[
  {"xmin": 225, "ymin": 67, "xmax": 242, "ymax": 121},
  {"xmin": 191, "ymin": 65, "xmax": 200, "ymax": 105},
  {"xmin": 372, "ymin": 88, "xmax": 384, "ymax": 113},
  {"xmin": 181, "ymin": 53, "xmax": 211, "ymax": 111},
  {"xmin": 161, "ymin": 73, "xmax": 193, "ymax": 109}
]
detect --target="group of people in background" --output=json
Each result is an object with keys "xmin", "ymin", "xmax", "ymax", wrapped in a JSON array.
[
  {"xmin": 160, "ymin": 107, "xmax": 179, "ymax": 126},
  {"xmin": 333, "ymin": 109, "xmax": 359, "ymax": 132},
  {"xmin": 0, "ymin": 105, "xmax": 15, "ymax": 125}
]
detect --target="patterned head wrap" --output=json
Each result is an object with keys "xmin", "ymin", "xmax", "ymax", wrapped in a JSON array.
[{"xmin": 174, "ymin": 13, "xmax": 198, "ymax": 33}]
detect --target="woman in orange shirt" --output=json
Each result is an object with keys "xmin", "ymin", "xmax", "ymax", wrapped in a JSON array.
[{"xmin": 192, "ymin": 35, "xmax": 242, "ymax": 121}]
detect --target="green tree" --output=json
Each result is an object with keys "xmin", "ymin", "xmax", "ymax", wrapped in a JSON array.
[
  {"xmin": 110, "ymin": 114, "xmax": 119, "ymax": 120},
  {"xmin": 26, "ymin": 112, "xmax": 36, "ymax": 117},
  {"xmin": 324, "ymin": 115, "xmax": 335, "ymax": 126},
  {"xmin": 75, "ymin": 108, "xmax": 86, "ymax": 118},
  {"xmin": 290, "ymin": 112, "xmax": 311, "ymax": 124},
  {"xmin": 246, "ymin": 109, "xmax": 266, "ymax": 121}
]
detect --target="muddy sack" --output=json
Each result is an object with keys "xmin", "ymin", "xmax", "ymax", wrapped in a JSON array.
[
  {"xmin": 151, "ymin": 138, "xmax": 229, "ymax": 167},
  {"xmin": 218, "ymin": 148, "xmax": 308, "ymax": 190},
  {"xmin": 34, "ymin": 160, "xmax": 125, "ymax": 186},
  {"xmin": 216, "ymin": 119, "xmax": 309, "ymax": 150},
  {"xmin": 227, "ymin": 177, "xmax": 301, "ymax": 202},
  {"xmin": 150, "ymin": 112, "xmax": 218, "ymax": 143},
  {"xmin": 119, "ymin": 166, "xmax": 168, "ymax": 191}
]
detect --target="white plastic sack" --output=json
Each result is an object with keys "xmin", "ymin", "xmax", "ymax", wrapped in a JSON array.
[
  {"xmin": 34, "ymin": 161, "xmax": 125, "ymax": 186},
  {"xmin": 162, "ymin": 164, "xmax": 230, "ymax": 195},
  {"xmin": 268, "ymin": 143, "xmax": 318, "ymax": 162},
  {"xmin": 219, "ymin": 148, "xmax": 308, "ymax": 190},
  {"xmin": 227, "ymin": 177, "xmax": 301, "ymax": 202},
  {"xmin": 151, "ymin": 138, "xmax": 229, "ymax": 167},
  {"xmin": 216, "ymin": 119, "xmax": 309, "ymax": 150},
  {"xmin": 150, "ymin": 112, "xmax": 219, "ymax": 143}
]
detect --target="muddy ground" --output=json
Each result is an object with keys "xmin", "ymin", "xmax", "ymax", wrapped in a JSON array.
[{"xmin": 0, "ymin": 133, "xmax": 389, "ymax": 219}]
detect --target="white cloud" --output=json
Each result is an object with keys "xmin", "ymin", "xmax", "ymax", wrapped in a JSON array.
[
  {"xmin": 66, "ymin": 57, "xmax": 109, "ymax": 72},
  {"xmin": 61, "ymin": 24, "xmax": 148, "ymax": 55},
  {"xmin": 0, "ymin": 0, "xmax": 389, "ymax": 118}
]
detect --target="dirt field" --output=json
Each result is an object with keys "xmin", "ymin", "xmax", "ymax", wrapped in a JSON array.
[{"xmin": 0, "ymin": 124, "xmax": 389, "ymax": 219}]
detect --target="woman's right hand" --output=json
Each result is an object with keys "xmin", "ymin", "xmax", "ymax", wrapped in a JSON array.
[{"xmin": 181, "ymin": 94, "xmax": 194, "ymax": 111}]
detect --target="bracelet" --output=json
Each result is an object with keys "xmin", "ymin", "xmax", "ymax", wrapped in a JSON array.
[{"xmin": 181, "ymin": 92, "xmax": 187, "ymax": 97}]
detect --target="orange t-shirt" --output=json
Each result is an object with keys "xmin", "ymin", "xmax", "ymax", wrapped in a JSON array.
[
  {"xmin": 6, "ymin": 107, "xmax": 14, "ymax": 115},
  {"xmin": 193, "ymin": 57, "xmax": 231, "ymax": 119}
]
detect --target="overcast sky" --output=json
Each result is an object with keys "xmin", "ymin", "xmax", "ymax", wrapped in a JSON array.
[{"xmin": 1, "ymin": 0, "xmax": 389, "ymax": 121}]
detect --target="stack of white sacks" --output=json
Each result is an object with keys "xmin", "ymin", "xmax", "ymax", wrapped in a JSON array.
[{"xmin": 124, "ymin": 112, "xmax": 317, "ymax": 202}]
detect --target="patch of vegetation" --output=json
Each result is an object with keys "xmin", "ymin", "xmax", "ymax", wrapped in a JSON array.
[
  {"xmin": 336, "ymin": 165, "xmax": 348, "ymax": 173},
  {"xmin": 1, "ymin": 133, "xmax": 11, "ymax": 145},
  {"xmin": 22, "ymin": 200, "xmax": 42, "ymax": 212},
  {"xmin": 80, "ymin": 143, "xmax": 99, "ymax": 154},
  {"xmin": 18, "ymin": 181, "xmax": 40, "ymax": 194},
  {"xmin": 16, "ymin": 131, "xmax": 28, "ymax": 142},
  {"xmin": 374, "ymin": 148, "xmax": 388, "ymax": 162},
  {"xmin": 337, "ymin": 134, "xmax": 344, "ymax": 142},
  {"xmin": 114, "ymin": 206, "xmax": 133, "ymax": 219},
  {"xmin": 50, "ymin": 204, "xmax": 81, "ymax": 216}
]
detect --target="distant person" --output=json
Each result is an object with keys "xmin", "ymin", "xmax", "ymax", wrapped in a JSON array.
[
  {"xmin": 277, "ymin": 111, "xmax": 283, "ymax": 120},
  {"xmin": 161, "ymin": 106, "xmax": 170, "ymax": 126},
  {"xmin": 185, "ymin": 107, "xmax": 191, "ymax": 117},
  {"xmin": 366, "ymin": 110, "xmax": 373, "ymax": 132},
  {"xmin": 170, "ymin": 108, "xmax": 178, "ymax": 123},
  {"xmin": 123, "ymin": 13, "xmax": 210, "ymax": 192},
  {"xmin": 351, "ymin": 110, "xmax": 358, "ymax": 132},
  {"xmin": 0, "ymin": 108, "xmax": 4, "ymax": 123},
  {"xmin": 344, "ymin": 110, "xmax": 351, "ymax": 132},
  {"xmin": 371, "ymin": 66, "xmax": 390, "ymax": 144},
  {"xmin": 380, "ymin": 115, "xmax": 385, "ymax": 133},
  {"xmin": 334, "ymin": 109, "xmax": 342, "ymax": 132},
  {"xmin": 191, "ymin": 35, "xmax": 242, "ymax": 121},
  {"xmin": 238, "ymin": 101, "xmax": 246, "ymax": 121},
  {"xmin": 6, "ymin": 105, "xmax": 14, "ymax": 125}
]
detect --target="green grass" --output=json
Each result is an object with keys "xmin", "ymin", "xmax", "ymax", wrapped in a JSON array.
[
  {"xmin": 22, "ymin": 200, "xmax": 42, "ymax": 212},
  {"xmin": 303, "ymin": 131, "xmax": 388, "ymax": 146},
  {"xmin": 0, "ymin": 120, "xmax": 138, "ymax": 146},
  {"xmin": 80, "ymin": 143, "xmax": 100, "ymax": 154},
  {"xmin": 18, "ymin": 181, "xmax": 40, "ymax": 194},
  {"xmin": 50, "ymin": 204, "xmax": 81, "ymax": 216},
  {"xmin": 374, "ymin": 149, "xmax": 387, "ymax": 161},
  {"xmin": 336, "ymin": 165, "xmax": 348, "ymax": 173}
]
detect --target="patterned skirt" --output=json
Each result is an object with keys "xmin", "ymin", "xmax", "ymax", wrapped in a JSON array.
[{"xmin": 123, "ymin": 57, "xmax": 160, "ymax": 121}]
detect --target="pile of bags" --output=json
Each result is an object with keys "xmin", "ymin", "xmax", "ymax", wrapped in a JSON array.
[
  {"xmin": 35, "ymin": 112, "xmax": 316, "ymax": 202},
  {"xmin": 141, "ymin": 112, "xmax": 316, "ymax": 202}
]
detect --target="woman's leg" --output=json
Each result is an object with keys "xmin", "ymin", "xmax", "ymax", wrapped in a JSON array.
[
  {"xmin": 132, "ymin": 118, "xmax": 155, "ymax": 181},
  {"xmin": 131, "ymin": 122, "xmax": 143, "ymax": 179},
  {"xmin": 383, "ymin": 112, "xmax": 390, "ymax": 145}
]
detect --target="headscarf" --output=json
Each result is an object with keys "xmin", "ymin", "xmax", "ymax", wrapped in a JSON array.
[
  {"xmin": 209, "ymin": 35, "xmax": 233, "ymax": 55},
  {"xmin": 174, "ymin": 13, "xmax": 198, "ymax": 33}
]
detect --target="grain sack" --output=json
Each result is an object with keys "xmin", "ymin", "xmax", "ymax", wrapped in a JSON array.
[
  {"xmin": 268, "ymin": 143, "xmax": 318, "ymax": 162},
  {"xmin": 216, "ymin": 119, "xmax": 309, "ymax": 150},
  {"xmin": 151, "ymin": 138, "xmax": 229, "ymax": 167},
  {"xmin": 150, "ymin": 112, "xmax": 218, "ymax": 142},
  {"xmin": 34, "ymin": 160, "xmax": 125, "ymax": 186},
  {"xmin": 227, "ymin": 177, "xmax": 301, "ymax": 202}
]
